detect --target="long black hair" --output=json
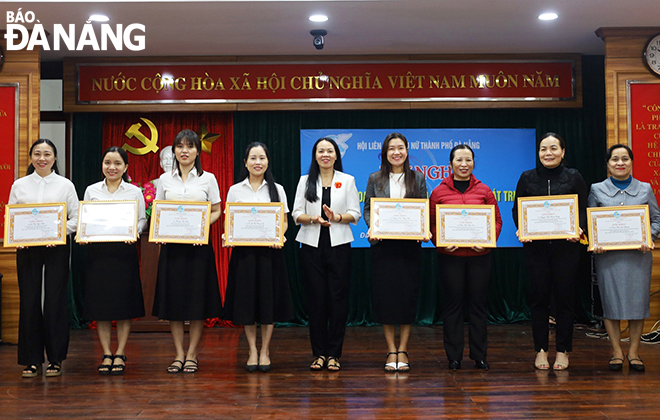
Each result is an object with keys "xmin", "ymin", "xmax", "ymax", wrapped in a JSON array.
[
  {"xmin": 173, "ymin": 129, "xmax": 204, "ymax": 176},
  {"xmin": 240, "ymin": 142, "xmax": 281, "ymax": 202},
  {"xmin": 607, "ymin": 144, "xmax": 633, "ymax": 161},
  {"xmin": 27, "ymin": 139, "xmax": 59, "ymax": 176},
  {"xmin": 376, "ymin": 132, "xmax": 420, "ymax": 198},
  {"xmin": 102, "ymin": 146, "xmax": 130, "ymax": 182},
  {"xmin": 304, "ymin": 137, "xmax": 343, "ymax": 202}
]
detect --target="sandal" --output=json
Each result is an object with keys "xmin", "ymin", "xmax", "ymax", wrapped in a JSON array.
[
  {"xmin": 397, "ymin": 351, "xmax": 410, "ymax": 372},
  {"xmin": 553, "ymin": 352, "xmax": 569, "ymax": 371},
  {"xmin": 310, "ymin": 356, "xmax": 326, "ymax": 371},
  {"xmin": 98, "ymin": 354, "xmax": 113, "ymax": 375},
  {"xmin": 609, "ymin": 356, "xmax": 624, "ymax": 371},
  {"xmin": 45, "ymin": 362, "xmax": 62, "ymax": 377},
  {"xmin": 384, "ymin": 352, "xmax": 398, "ymax": 372},
  {"xmin": 183, "ymin": 358, "xmax": 198, "ymax": 374},
  {"xmin": 112, "ymin": 355, "xmax": 127, "ymax": 375},
  {"xmin": 627, "ymin": 354, "xmax": 645, "ymax": 372},
  {"xmin": 534, "ymin": 350, "xmax": 549, "ymax": 370},
  {"xmin": 167, "ymin": 359, "xmax": 184, "ymax": 374},
  {"xmin": 327, "ymin": 357, "xmax": 341, "ymax": 371},
  {"xmin": 22, "ymin": 364, "xmax": 42, "ymax": 378}
]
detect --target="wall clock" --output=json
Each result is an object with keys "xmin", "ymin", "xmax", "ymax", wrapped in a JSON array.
[{"xmin": 644, "ymin": 33, "xmax": 660, "ymax": 77}]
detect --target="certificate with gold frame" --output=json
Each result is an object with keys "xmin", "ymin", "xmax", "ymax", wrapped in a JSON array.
[
  {"xmin": 586, "ymin": 205, "xmax": 652, "ymax": 251},
  {"xmin": 3, "ymin": 203, "xmax": 67, "ymax": 247},
  {"xmin": 224, "ymin": 202, "xmax": 285, "ymax": 247},
  {"xmin": 370, "ymin": 198, "xmax": 429, "ymax": 240},
  {"xmin": 77, "ymin": 200, "xmax": 138, "ymax": 243},
  {"xmin": 435, "ymin": 204, "xmax": 497, "ymax": 248},
  {"xmin": 149, "ymin": 200, "xmax": 211, "ymax": 244},
  {"xmin": 517, "ymin": 194, "xmax": 579, "ymax": 241}
]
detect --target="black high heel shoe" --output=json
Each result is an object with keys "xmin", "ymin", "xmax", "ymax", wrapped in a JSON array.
[{"xmin": 627, "ymin": 354, "xmax": 645, "ymax": 372}]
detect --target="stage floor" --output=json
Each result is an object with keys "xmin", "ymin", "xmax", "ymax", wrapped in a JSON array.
[{"xmin": 1, "ymin": 324, "xmax": 659, "ymax": 419}]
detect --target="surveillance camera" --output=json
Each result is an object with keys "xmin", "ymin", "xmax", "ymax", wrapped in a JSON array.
[
  {"xmin": 310, "ymin": 29, "xmax": 327, "ymax": 51},
  {"xmin": 313, "ymin": 35, "xmax": 324, "ymax": 50}
]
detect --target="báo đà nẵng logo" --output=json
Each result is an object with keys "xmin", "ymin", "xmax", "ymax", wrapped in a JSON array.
[{"xmin": 4, "ymin": 9, "xmax": 145, "ymax": 51}]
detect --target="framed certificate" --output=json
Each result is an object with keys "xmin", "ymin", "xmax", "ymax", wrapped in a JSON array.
[
  {"xmin": 370, "ymin": 198, "xmax": 429, "ymax": 240},
  {"xmin": 587, "ymin": 205, "xmax": 652, "ymax": 251},
  {"xmin": 224, "ymin": 202, "xmax": 285, "ymax": 247},
  {"xmin": 517, "ymin": 194, "xmax": 579, "ymax": 241},
  {"xmin": 148, "ymin": 200, "xmax": 211, "ymax": 244},
  {"xmin": 435, "ymin": 204, "xmax": 497, "ymax": 248},
  {"xmin": 3, "ymin": 203, "xmax": 67, "ymax": 247},
  {"xmin": 77, "ymin": 200, "xmax": 138, "ymax": 243}
]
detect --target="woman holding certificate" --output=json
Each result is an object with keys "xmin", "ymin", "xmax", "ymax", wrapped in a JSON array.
[
  {"xmin": 512, "ymin": 132, "xmax": 588, "ymax": 371},
  {"xmin": 8, "ymin": 139, "xmax": 79, "ymax": 378},
  {"xmin": 223, "ymin": 142, "xmax": 293, "ymax": 373},
  {"xmin": 293, "ymin": 137, "xmax": 361, "ymax": 372},
  {"xmin": 363, "ymin": 133, "xmax": 427, "ymax": 372},
  {"xmin": 588, "ymin": 144, "xmax": 660, "ymax": 372},
  {"xmin": 429, "ymin": 144, "xmax": 502, "ymax": 370},
  {"xmin": 81, "ymin": 146, "xmax": 146, "ymax": 375},
  {"xmin": 153, "ymin": 129, "xmax": 223, "ymax": 374}
]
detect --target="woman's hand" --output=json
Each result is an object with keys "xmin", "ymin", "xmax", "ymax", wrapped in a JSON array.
[
  {"xmin": 322, "ymin": 204, "xmax": 341, "ymax": 223},
  {"xmin": 445, "ymin": 245, "xmax": 458, "ymax": 253},
  {"xmin": 221, "ymin": 234, "xmax": 232, "ymax": 248},
  {"xmin": 270, "ymin": 236, "xmax": 287, "ymax": 249},
  {"xmin": 567, "ymin": 228, "xmax": 583, "ymax": 243},
  {"xmin": 592, "ymin": 246, "xmax": 606, "ymax": 254},
  {"xmin": 471, "ymin": 245, "xmax": 484, "ymax": 252},
  {"xmin": 312, "ymin": 214, "xmax": 331, "ymax": 228},
  {"xmin": 640, "ymin": 242, "xmax": 654, "ymax": 253},
  {"xmin": 516, "ymin": 229, "xmax": 532, "ymax": 243}
]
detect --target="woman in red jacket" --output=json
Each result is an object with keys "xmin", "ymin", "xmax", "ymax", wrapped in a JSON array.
[{"xmin": 429, "ymin": 144, "xmax": 502, "ymax": 370}]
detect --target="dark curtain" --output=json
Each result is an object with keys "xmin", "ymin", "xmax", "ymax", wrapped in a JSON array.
[{"xmin": 233, "ymin": 56, "xmax": 606, "ymax": 326}]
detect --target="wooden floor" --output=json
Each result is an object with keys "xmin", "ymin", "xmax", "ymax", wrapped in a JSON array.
[{"xmin": 1, "ymin": 324, "xmax": 660, "ymax": 419}]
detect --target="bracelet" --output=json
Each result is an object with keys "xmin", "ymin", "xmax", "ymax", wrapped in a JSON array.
[
  {"xmin": 337, "ymin": 213, "xmax": 343, "ymax": 223},
  {"xmin": 310, "ymin": 217, "xmax": 315, "ymax": 225}
]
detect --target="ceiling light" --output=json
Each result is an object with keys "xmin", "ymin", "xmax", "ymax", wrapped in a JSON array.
[
  {"xmin": 87, "ymin": 14, "xmax": 110, "ymax": 23},
  {"xmin": 309, "ymin": 15, "xmax": 328, "ymax": 23},
  {"xmin": 538, "ymin": 12, "xmax": 558, "ymax": 21}
]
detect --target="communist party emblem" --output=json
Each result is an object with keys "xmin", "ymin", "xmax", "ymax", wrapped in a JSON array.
[{"xmin": 122, "ymin": 117, "xmax": 159, "ymax": 156}]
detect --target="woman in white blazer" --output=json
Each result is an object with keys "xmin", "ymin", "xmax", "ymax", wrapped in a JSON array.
[{"xmin": 292, "ymin": 137, "xmax": 361, "ymax": 371}]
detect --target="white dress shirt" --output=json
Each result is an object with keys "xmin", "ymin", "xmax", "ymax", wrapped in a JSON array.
[
  {"xmin": 226, "ymin": 178, "xmax": 289, "ymax": 213},
  {"xmin": 8, "ymin": 171, "xmax": 79, "ymax": 235},
  {"xmin": 84, "ymin": 179, "xmax": 148, "ymax": 234},
  {"xmin": 389, "ymin": 172, "xmax": 406, "ymax": 199},
  {"xmin": 156, "ymin": 167, "xmax": 221, "ymax": 204}
]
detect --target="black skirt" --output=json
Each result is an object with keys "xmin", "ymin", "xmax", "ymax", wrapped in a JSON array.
[
  {"xmin": 224, "ymin": 246, "xmax": 293, "ymax": 325},
  {"xmin": 371, "ymin": 240, "xmax": 421, "ymax": 325},
  {"xmin": 152, "ymin": 243, "xmax": 223, "ymax": 321},
  {"xmin": 82, "ymin": 242, "xmax": 145, "ymax": 321}
]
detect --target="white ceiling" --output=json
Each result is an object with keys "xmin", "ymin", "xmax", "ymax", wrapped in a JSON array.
[{"xmin": 2, "ymin": 0, "xmax": 660, "ymax": 61}]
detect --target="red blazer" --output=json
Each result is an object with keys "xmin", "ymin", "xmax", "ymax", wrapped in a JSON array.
[{"xmin": 429, "ymin": 174, "xmax": 502, "ymax": 257}]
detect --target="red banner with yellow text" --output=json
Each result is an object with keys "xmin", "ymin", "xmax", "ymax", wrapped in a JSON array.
[
  {"xmin": 629, "ymin": 82, "xmax": 660, "ymax": 203},
  {"xmin": 0, "ymin": 85, "xmax": 17, "ymax": 240}
]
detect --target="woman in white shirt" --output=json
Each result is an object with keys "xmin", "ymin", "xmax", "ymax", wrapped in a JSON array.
[
  {"xmin": 292, "ymin": 137, "xmax": 361, "ymax": 372},
  {"xmin": 152, "ymin": 130, "xmax": 223, "ymax": 374},
  {"xmin": 8, "ymin": 139, "xmax": 79, "ymax": 378},
  {"xmin": 223, "ymin": 142, "xmax": 293, "ymax": 373},
  {"xmin": 81, "ymin": 146, "xmax": 147, "ymax": 375}
]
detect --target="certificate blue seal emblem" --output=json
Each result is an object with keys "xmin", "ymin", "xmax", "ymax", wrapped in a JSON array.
[
  {"xmin": 177, "ymin": 205, "xmax": 184, "ymax": 212},
  {"xmin": 32, "ymin": 209, "xmax": 39, "ymax": 215},
  {"xmin": 613, "ymin": 211, "xmax": 620, "ymax": 218},
  {"xmin": 396, "ymin": 203, "xmax": 402, "ymax": 210},
  {"xmin": 543, "ymin": 201, "xmax": 550, "ymax": 208},
  {"xmin": 461, "ymin": 210, "xmax": 468, "ymax": 216},
  {"xmin": 251, "ymin": 207, "xmax": 257, "ymax": 214}
]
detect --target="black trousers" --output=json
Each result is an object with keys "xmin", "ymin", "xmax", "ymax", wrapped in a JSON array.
[
  {"xmin": 523, "ymin": 240, "xmax": 580, "ymax": 353},
  {"xmin": 300, "ymin": 231, "xmax": 351, "ymax": 358},
  {"xmin": 16, "ymin": 242, "xmax": 71, "ymax": 366},
  {"xmin": 438, "ymin": 252, "xmax": 491, "ymax": 362}
]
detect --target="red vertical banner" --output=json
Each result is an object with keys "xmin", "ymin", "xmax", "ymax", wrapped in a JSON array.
[
  {"xmin": 629, "ymin": 82, "xmax": 660, "ymax": 204},
  {"xmin": 0, "ymin": 85, "xmax": 17, "ymax": 240}
]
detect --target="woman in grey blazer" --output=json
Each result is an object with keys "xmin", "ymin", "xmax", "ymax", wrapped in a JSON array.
[
  {"xmin": 364, "ymin": 133, "xmax": 428, "ymax": 372},
  {"xmin": 588, "ymin": 144, "xmax": 660, "ymax": 372}
]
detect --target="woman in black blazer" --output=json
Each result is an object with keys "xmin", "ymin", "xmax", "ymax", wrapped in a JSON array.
[{"xmin": 364, "ymin": 132, "xmax": 428, "ymax": 372}]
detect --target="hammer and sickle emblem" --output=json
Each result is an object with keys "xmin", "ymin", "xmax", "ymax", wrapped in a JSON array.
[{"xmin": 122, "ymin": 117, "xmax": 159, "ymax": 156}]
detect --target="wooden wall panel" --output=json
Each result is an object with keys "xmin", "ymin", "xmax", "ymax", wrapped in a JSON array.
[
  {"xmin": 597, "ymin": 27, "xmax": 660, "ymax": 333},
  {"xmin": 0, "ymin": 36, "xmax": 41, "ymax": 344}
]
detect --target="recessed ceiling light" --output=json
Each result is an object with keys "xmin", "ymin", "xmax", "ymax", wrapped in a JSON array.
[
  {"xmin": 538, "ymin": 12, "xmax": 558, "ymax": 21},
  {"xmin": 87, "ymin": 14, "xmax": 110, "ymax": 23},
  {"xmin": 309, "ymin": 15, "xmax": 328, "ymax": 23}
]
